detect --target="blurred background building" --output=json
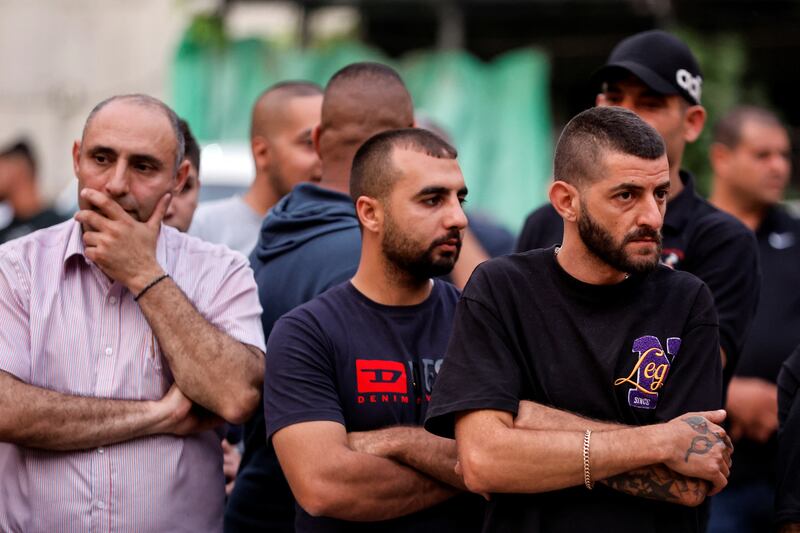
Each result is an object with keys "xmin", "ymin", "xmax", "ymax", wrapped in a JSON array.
[{"xmin": 3, "ymin": 0, "xmax": 800, "ymax": 231}]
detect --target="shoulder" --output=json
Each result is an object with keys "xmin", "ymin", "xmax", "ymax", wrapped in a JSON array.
[
  {"xmin": 464, "ymin": 248, "xmax": 551, "ymax": 299},
  {"xmin": 165, "ymin": 225, "xmax": 249, "ymax": 270},
  {"xmin": 692, "ymin": 197, "xmax": 754, "ymax": 242}
]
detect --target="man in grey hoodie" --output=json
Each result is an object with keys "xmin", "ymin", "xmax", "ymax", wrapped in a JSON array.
[{"xmin": 224, "ymin": 62, "xmax": 415, "ymax": 532}]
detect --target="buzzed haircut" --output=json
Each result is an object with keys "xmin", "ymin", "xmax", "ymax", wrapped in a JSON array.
[
  {"xmin": 82, "ymin": 94, "xmax": 185, "ymax": 173},
  {"xmin": 350, "ymin": 128, "xmax": 457, "ymax": 203},
  {"xmin": 250, "ymin": 80, "xmax": 323, "ymax": 139},
  {"xmin": 179, "ymin": 118, "xmax": 201, "ymax": 172},
  {"xmin": 554, "ymin": 106, "xmax": 665, "ymax": 186},
  {"xmin": 321, "ymin": 62, "xmax": 413, "ymax": 131},
  {"xmin": 0, "ymin": 139, "xmax": 37, "ymax": 175},
  {"xmin": 713, "ymin": 105, "xmax": 785, "ymax": 148}
]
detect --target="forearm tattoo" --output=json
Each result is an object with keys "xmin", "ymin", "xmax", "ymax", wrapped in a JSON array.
[
  {"xmin": 682, "ymin": 416, "xmax": 729, "ymax": 462},
  {"xmin": 603, "ymin": 464, "xmax": 707, "ymax": 505}
]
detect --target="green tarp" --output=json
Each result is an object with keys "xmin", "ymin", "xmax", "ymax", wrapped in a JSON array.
[{"xmin": 172, "ymin": 30, "xmax": 552, "ymax": 232}]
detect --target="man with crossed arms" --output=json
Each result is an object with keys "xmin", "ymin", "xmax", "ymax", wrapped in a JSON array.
[{"xmin": 0, "ymin": 94, "xmax": 265, "ymax": 532}]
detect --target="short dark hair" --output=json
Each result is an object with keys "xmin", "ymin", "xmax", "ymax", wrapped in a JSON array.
[
  {"xmin": 350, "ymin": 128, "xmax": 457, "ymax": 203},
  {"xmin": 179, "ymin": 118, "xmax": 201, "ymax": 172},
  {"xmin": 83, "ymin": 94, "xmax": 185, "ymax": 173},
  {"xmin": 554, "ymin": 106, "xmax": 665, "ymax": 186},
  {"xmin": 713, "ymin": 105, "xmax": 784, "ymax": 148},
  {"xmin": 327, "ymin": 62, "xmax": 405, "ymax": 92},
  {"xmin": 250, "ymin": 81, "xmax": 323, "ymax": 138},
  {"xmin": 0, "ymin": 139, "xmax": 37, "ymax": 175}
]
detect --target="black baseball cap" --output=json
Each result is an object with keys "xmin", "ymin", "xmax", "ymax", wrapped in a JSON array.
[{"xmin": 592, "ymin": 30, "xmax": 703, "ymax": 106}]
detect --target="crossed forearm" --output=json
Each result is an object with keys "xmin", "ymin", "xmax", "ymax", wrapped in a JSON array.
[
  {"xmin": 514, "ymin": 400, "xmax": 709, "ymax": 506},
  {"xmin": 0, "ymin": 371, "xmax": 166, "ymax": 450},
  {"xmin": 349, "ymin": 426, "xmax": 465, "ymax": 489},
  {"xmin": 136, "ymin": 277, "xmax": 263, "ymax": 424}
]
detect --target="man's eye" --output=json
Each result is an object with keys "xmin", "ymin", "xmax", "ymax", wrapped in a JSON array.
[
  {"xmin": 423, "ymin": 197, "xmax": 441, "ymax": 206},
  {"xmin": 655, "ymin": 190, "xmax": 669, "ymax": 201},
  {"xmin": 458, "ymin": 197, "xmax": 467, "ymax": 205},
  {"xmin": 617, "ymin": 191, "xmax": 632, "ymax": 200},
  {"xmin": 94, "ymin": 155, "xmax": 108, "ymax": 164}
]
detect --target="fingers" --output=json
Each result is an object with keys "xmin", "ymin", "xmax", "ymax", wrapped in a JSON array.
[
  {"xmin": 75, "ymin": 209, "xmax": 112, "ymax": 234},
  {"xmin": 147, "ymin": 193, "xmax": 172, "ymax": 230},
  {"xmin": 707, "ymin": 471, "xmax": 728, "ymax": 497},
  {"xmin": 699, "ymin": 409, "xmax": 727, "ymax": 425},
  {"xmin": 80, "ymin": 188, "xmax": 127, "ymax": 221}
]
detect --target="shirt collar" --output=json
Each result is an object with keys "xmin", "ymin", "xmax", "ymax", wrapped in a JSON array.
[{"xmin": 663, "ymin": 170, "xmax": 695, "ymax": 233}]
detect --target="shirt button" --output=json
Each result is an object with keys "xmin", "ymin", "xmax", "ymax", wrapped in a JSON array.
[
  {"xmin": 97, "ymin": 501, "xmax": 105, "ymax": 510},
  {"xmin": 105, "ymin": 347, "xmax": 113, "ymax": 356},
  {"xmin": 98, "ymin": 447, "xmax": 104, "ymax": 454},
  {"xmin": 109, "ymin": 296, "xmax": 118, "ymax": 305}
]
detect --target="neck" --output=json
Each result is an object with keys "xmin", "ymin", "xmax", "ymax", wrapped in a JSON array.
[
  {"xmin": 242, "ymin": 173, "xmax": 280, "ymax": 216},
  {"xmin": 350, "ymin": 244, "xmax": 434, "ymax": 306},
  {"xmin": 709, "ymin": 180, "xmax": 766, "ymax": 231},
  {"xmin": 557, "ymin": 229, "xmax": 628, "ymax": 285},
  {"xmin": 318, "ymin": 155, "xmax": 352, "ymax": 195}
]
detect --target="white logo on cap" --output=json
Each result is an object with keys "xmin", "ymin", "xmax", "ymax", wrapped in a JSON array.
[{"xmin": 676, "ymin": 69, "xmax": 702, "ymax": 103}]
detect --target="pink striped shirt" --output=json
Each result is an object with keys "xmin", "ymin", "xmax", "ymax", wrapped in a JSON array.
[{"xmin": 0, "ymin": 219, "xmax": 265, "ymax": 533}]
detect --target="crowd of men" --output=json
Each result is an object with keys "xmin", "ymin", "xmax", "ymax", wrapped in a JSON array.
[{"xmin": 0, "ymin": 28, "xmax": 799, "ymax": 533}]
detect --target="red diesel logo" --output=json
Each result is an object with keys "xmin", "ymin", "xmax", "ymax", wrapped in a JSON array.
[{"xmin": 356, "ymin": 359, "xmax": 408, "ymax": 394}]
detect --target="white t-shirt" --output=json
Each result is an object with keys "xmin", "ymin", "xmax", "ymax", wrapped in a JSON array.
[{"xmin": 189, "ymin": 195, "xmax": 263, "ymax": 257}]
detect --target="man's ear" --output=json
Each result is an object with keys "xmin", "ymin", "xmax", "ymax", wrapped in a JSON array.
[
  {"xmin": 549, "ymin": 179, "xmax": 580, "ymax": 223},
  {"xmin": 709, "ymin": 142, "xmax": 731, "ymax": 178},
  {"xmin": 173, "ymin": 159, "xmax": 190, "ymax": 195},
  {"xmin": 251, "ymin": 136, "xmax": 270, "ymax": 173},
  {"xmin": 72, "ymin": 140, "xmax": 81, "ymax": 179},
  {"xmin": 355, "ymin": 195, "xmax": 382, "ymax": 234},
  {"xmin": 683, "ymin": 105, "xmax": 707, "ymax": 143}
]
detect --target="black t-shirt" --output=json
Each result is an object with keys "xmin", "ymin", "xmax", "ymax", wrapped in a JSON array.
[
  {"xmin": 264, "ymin": 280, "xmax": 483, "ymax": 533},
  {"xmin": 0, "ymin": 208, "xmax": 66, "ymax": 244},
  {"xmin": 425, "ymin": 248, "xmax": 722, "ymax": 533},
  {"xmin": 777, "ymin": 344, "xmax": 800, "ymax": 527},
  {"xmin": 515, "ymin": 171, "xmax": 760, "ymax": 385},
  {"xmin": 729, "ymin": 206, "xmax": 800, "ymax": 484}
]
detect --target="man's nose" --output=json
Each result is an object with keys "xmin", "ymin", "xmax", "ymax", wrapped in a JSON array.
[
  {"xmin": 445, "ymin": 197, "xmax": 468, "ymax": 231},
  {"xmin": 637, "ymin": 195, "xmax": 664, "ymax": 230},
  {"xmin": 105, "ymin": 161, "xmax": 130, "ymax": 197}
]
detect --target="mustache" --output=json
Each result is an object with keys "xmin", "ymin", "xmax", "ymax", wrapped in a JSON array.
[
  {"xmin": 623, "ymin": 226, "xmax": 662, "ymax": 245},
  {"xmin": 430, "ymin": 229, "xmax": 463, "ymax": 249}
]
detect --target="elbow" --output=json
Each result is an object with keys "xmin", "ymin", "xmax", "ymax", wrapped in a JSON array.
[
  {"xmin": 293, "ymin": 479, "xmax": 348, "ymax": 518},
  {"xmin": 221, "ymin": 386, "xmax": 261, "ymax": 425},
  {"xmin": 459, "ymin": 444, "xmax": 499, "ymax": 494}
]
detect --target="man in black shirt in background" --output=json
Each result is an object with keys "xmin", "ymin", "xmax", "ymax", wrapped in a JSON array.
[
  {"xmin": 777, "ymin": 345, "xmax": 800, "ymax": 532},
  {"xmin": 426, "ymin": 106, "xmax": 732, "ymax": 533},
  {"xmin": 265, "ymin": 128, "xmax": 482, "ymax": 532},
  {"xmin": 708, "ymin": 106, "xmax": 797, "ymax": 532},
  {"xmin": 517, "ymin": 30, "xmax": 759, "ymax": 383}
]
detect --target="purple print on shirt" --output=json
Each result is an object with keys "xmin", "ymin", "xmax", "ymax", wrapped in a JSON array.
[{"xmin": 614, "ymin": 335, "xmax": 681, "ymax": 410}]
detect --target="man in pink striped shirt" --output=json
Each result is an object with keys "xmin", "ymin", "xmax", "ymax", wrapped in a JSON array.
[{"xmin": 0, "ymin": 94, "xmax": 266, "ymax": 532}]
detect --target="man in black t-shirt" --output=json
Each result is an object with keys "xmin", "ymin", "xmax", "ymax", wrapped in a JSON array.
[
  {"xmin": 264, "ymin": 128, "xmax": 483, "ymax": 532},
  {"xmin": 517, "ymin": 31, "xmax": 759, "ymax": 384},
  {"xmin": 708, "ymin": 106, "xmax": 797, "ymax": 532},
  {"xmin": 0, "ymin": 140, "xmax": 66, "ymax": 244},
  {"xmin": 777, "ymin": 345, "xmax": 800, "ymax": 531},
  {"xmin": 426, "ymin": 107, "xmax": 732, "ymax": 533}
]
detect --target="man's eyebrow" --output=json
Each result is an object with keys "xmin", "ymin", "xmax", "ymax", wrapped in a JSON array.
[
  {"xmin": 86, "ymin": 145, "xmax": 117, "ymax": 157},
  {"xmin": 414, "ymin": 185, "xmax": 469, "ymax": 198}
]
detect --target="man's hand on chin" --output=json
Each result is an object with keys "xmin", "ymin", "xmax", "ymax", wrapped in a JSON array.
[{"xmin": 75, "ymin": 189, "xmax": 171, "ymax": 293}]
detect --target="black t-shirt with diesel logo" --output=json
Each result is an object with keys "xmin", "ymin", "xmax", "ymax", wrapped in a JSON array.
[
  {"xmin": 425, "ymin": 248, "xmax": 722, "ymax": 533},
  {"xmin": 264, "ymin": 280, "xmax": 483, "ymax": 533}
]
